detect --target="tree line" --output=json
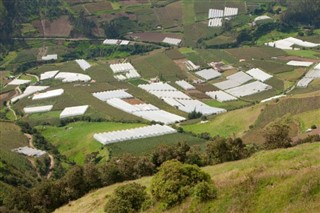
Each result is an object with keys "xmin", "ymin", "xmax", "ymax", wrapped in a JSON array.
[{"xmin": 2, "ymin": 121, "xmax": 319, "ymax": 212}]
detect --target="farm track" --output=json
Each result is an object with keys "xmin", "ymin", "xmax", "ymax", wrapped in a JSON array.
[
  {"xmin": 5, "ymin": 87, "xmax": 21, "ymax": 120},
  {"xmin": 25, "ymin": 133, "xmax": 55, "ymax": 179}
]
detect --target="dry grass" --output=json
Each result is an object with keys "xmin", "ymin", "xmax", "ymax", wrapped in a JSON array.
[{"xmin": 55, "ymin": 142, "xmax": 320, "ymax": 213}]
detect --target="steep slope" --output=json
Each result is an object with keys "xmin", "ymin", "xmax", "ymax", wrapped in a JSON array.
[
  {"xmin": 55, "ymin": 142, "xmax": 320, "ymax": 213},
  {"xmin": 0, "ymin": 121, "xmax": 41, "ymax": 204}
]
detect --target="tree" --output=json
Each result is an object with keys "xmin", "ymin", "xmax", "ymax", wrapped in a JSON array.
[
  {"xmin": 150, "ymin": 160, "xmax": 212, "ymax": 208},
  {"xmin": 206, "ymin": 137, "xmax": 231, "ymax": 163},
  {"xmin": 263, "ymin": 124, "xmax": 292, "ymax": 149},
  {"xmin": 206, "ymin": 137, "xmax": 248, "ymax": 164},
  {"xmin": 281, "ymin": 0, "xmax": 320, "ymax": 27},
  {"xmin": 188, "ymin": 110, "xmax": 202, "ymax": 119},
  {"xmin": 193, "ymin": 181, "xmax": 217, "ymax": 202},
  {"xmin": 104, "ymin": 183, "xmax": 149, "ymax": 213}
]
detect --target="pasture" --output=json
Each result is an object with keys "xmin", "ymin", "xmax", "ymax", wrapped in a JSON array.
[
  {"xmin": 182, "ymin": 104, "xmax": 262, "ymax": 138},
  {"xmin": 255, "ymin": 95, "xmax": 320, "ymax": 128},
  {"xmin": 293, "ymin": 109, "xmax": 320, "ymax": 131},
  {"xmin": 107, "ymin": 133, "xmax": 206, "ymax": 158},
  {"xmin": 38, "ymin": 121, "xmax": 146, "ymax": 164},
  {"xmin": 0, "ymin": 121, "xmax": 38, "ymax": 187}
]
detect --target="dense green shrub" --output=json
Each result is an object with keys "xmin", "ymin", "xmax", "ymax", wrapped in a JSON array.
[
  {"xmin": 263, "ymin": 124, "xmax": 292, "ymax": 149},
  {"xmin": 150, "ymin": 160, "xmax": 212, "ymax": 208},
  {"xmin": 104, "ymin": 183, "xmax": 149, "ymax": 213},
  {"xmin": 193, "ymin": 181, "xmax": 217, "ymax": 202}
]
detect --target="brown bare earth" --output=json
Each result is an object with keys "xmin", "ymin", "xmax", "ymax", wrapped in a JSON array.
[
  {"xmin": 186, "ymin": 90, "xmax": 210, "ymax": 99},
  {"xmin": 123, "ymin": 98, "xmax": 144, "ymax": 105},
  {"xmin": 194, "ymin": 83, "xmax": 218, "ymax": 92},
  {"xmin": 292, "ymin": 127, "xmax": 320, "ymax": 142},
  {"xmin": 33, "ymin": 16, "xmax": 73, "ymax": 37},
  {"xmin": 0, "ymin": 91, "xmax": 16, "ymax": 105},
  {"xmin": 120, "ymin": 0, "xmax": 149, "ymax": 5},
  {"xmin": 84, "ymin": 2, "xmax": 113, "ymax": 13},
  {"xmin": 129, "ymin": 32, "xmax": 182, "ymax": 43},
  {"xmin": 153, "ymin": 1, "xmax": 182, "ymax": 28},
  {"xmin": 277, "ymin": 55, "xmax": 320, "ymax": 62}
]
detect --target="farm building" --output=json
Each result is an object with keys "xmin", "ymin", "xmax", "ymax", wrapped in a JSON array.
[
  {"xmin": 32, "ymin": 89, "xmax": 64, "ymax": 100},
  {"xmin": 175, "ymin": 80, "xmax": 195, "ymax": 90},
  {"xmin": 265, "ymin": 37, "xmax": 319, "ymax": 50},
  {"xmin": 287, "ymin": 61, "xmax": 313, "ymax": 67},
  {"xmin": 93, "ymin": 89, "xmax": 185, "ymax": 124},
  {"xmin": 208, "ymin": 18, "xmax": 222, "ymax": 27},
  {"xmin": 184, "ymin": 60, "xmax": 200, "ymax": 71},
  {"xmin": 225, "ymin": 81, "xmax": 272, "ymax": 97},
  {"xmin": 195, "ymin": 68, "xmax": 221, "ymax": 80},
  {"xmin": 23, "ymin": 105, "xmax": 53, "ymax": 114},
  {"xmin": 8, "ymin": 79, "xmax": 31, "ymax": 85},
  {"xmin": 94, "ymin": 124, "xmax": 177, "ymax": 145},
  {"xmin": 12, "ymin": 146, "xmax": 46, "ymax": 157},
  {"xmin": 297, "ymin": 63, "xmax": 320, "ymax": 87},
  {"xmin": 139, "ymin": 82, "xmax": 226, "ymax": 115},
  {"xmin": 206, "ymin": 91, "xmax": 237, "ymax": 102},
  {"xmin": 246, "ymin": 68, "xmax": 273, "ymax": 82},
  {"xmin": 42, "ymin": 54, "xmax": 57, "ymax": 61},
  {"xmin": 40, "ymin": 70, "xmax": 59, "ymax": 80},
  {"xmin": 162, "ymin": 37, "xmax": 182, "ymax": 46},
  {"xmin": 11, "ymin": 86, "xmax": 49, "ymax": 103},
  {"xmin": 54, "ymin": 72, "xmax": 91, "ymax": 82},
  {"xmin": 75, "ymin": 59, "xmax": 91, "ymax": 71},
  {"xmin": 60, "ymin": 105, "xmax": 89, "ymax": 119},
  {"xmin": 103, "ymin": 39, "xmax": 130, "ymax": 45},
  {"xmin": 110, "ymin": 62, "xmax": 141, "ymax": 80}
]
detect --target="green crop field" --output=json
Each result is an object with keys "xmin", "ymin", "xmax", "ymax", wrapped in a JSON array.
[
  {"xmin": 38, "ymin": 121, "xmax": 146, "ymax": 164},
  {"xmin": 226, "ymin": 46, "xmax": 287, "ymax": 60},
  {"xmin": 131, "ymin": 51, "xmax": 188, "ymax": 81},
  {"xmin": 204, "ymin": 99, "xmax": 252, "ymax": 111},
  {"xmin": 182, "ymin": 0, "xmax": 195, "ymax": 25},
  {"xmin": 13, "ymin": 82, "xmax": 145, "ymax": 126},
  {"xmin": 276, "ymin": 68, "xmax": 307, "ymax": 82},
  {"xmin": 255, "ymin": 95, "xmax": 320, "ymax": 128},
  {"xmin": 247, "ymin": 59, "xmax": 294, "ymax": 74},
  {"xmin": 285, "ymin": 49, "xmax": 320, "ymax": 59},
  {"xmin": 182, "ymin": 105, "xmax": 262, "ymax": 138},
  {"xmin": 107, "ymin": 133, "xmax": 206, "ymax": 158}
]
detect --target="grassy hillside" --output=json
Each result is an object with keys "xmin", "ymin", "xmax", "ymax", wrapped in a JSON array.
[
  {"xmin": 55, "ymin": 142, "xmax": 320, "ymax": 213},
  {"xmin": 0, "ymin": 121, "xmax": 40, "ymax": 203}
]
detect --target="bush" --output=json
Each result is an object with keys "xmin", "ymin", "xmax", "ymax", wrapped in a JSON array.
[
  {"xmin": 263, "ymin": 124, "xmax": 292, "ymax": 149},
  {"xmin": 188, "ymin": 110, "xmax": 202, "ymax": 119},
  {"xmin": 150, "ymin": 160, "xmax": 211, "ymax": 208},
  {"xmin": 104, "ymin": 183, "xmax": 149, "ymax": 213},
  {"xmin": 193, "ymin": 181, "xmax": 217, "ymax": 202}
]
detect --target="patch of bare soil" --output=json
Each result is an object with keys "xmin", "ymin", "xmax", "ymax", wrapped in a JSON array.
[
  {"xmin": 123, "ymin": 98, "xmax": 144, "ymax": 105},
  {"xmin": 33, "ymin": 15, "xmax": 73, "ymax": 37}
]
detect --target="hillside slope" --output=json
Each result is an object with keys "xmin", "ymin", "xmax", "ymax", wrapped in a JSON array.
[{"xmin": 55, "ymin": 142, "xmax": 320, "ymax": 213}]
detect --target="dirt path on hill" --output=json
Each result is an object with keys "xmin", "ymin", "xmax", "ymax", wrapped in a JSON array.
[{"xmin": 25, "ymin": 133, "xmax": 55, "ymax": 179}]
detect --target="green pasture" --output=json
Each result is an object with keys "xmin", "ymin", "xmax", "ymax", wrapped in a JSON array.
[
  {"xmin": 38, "ymin": 121, "xmax": 146, "ymax": 164},
  {"xmin": 182, "ymin": 105, "xmax": 262, "ymax": 138}
]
